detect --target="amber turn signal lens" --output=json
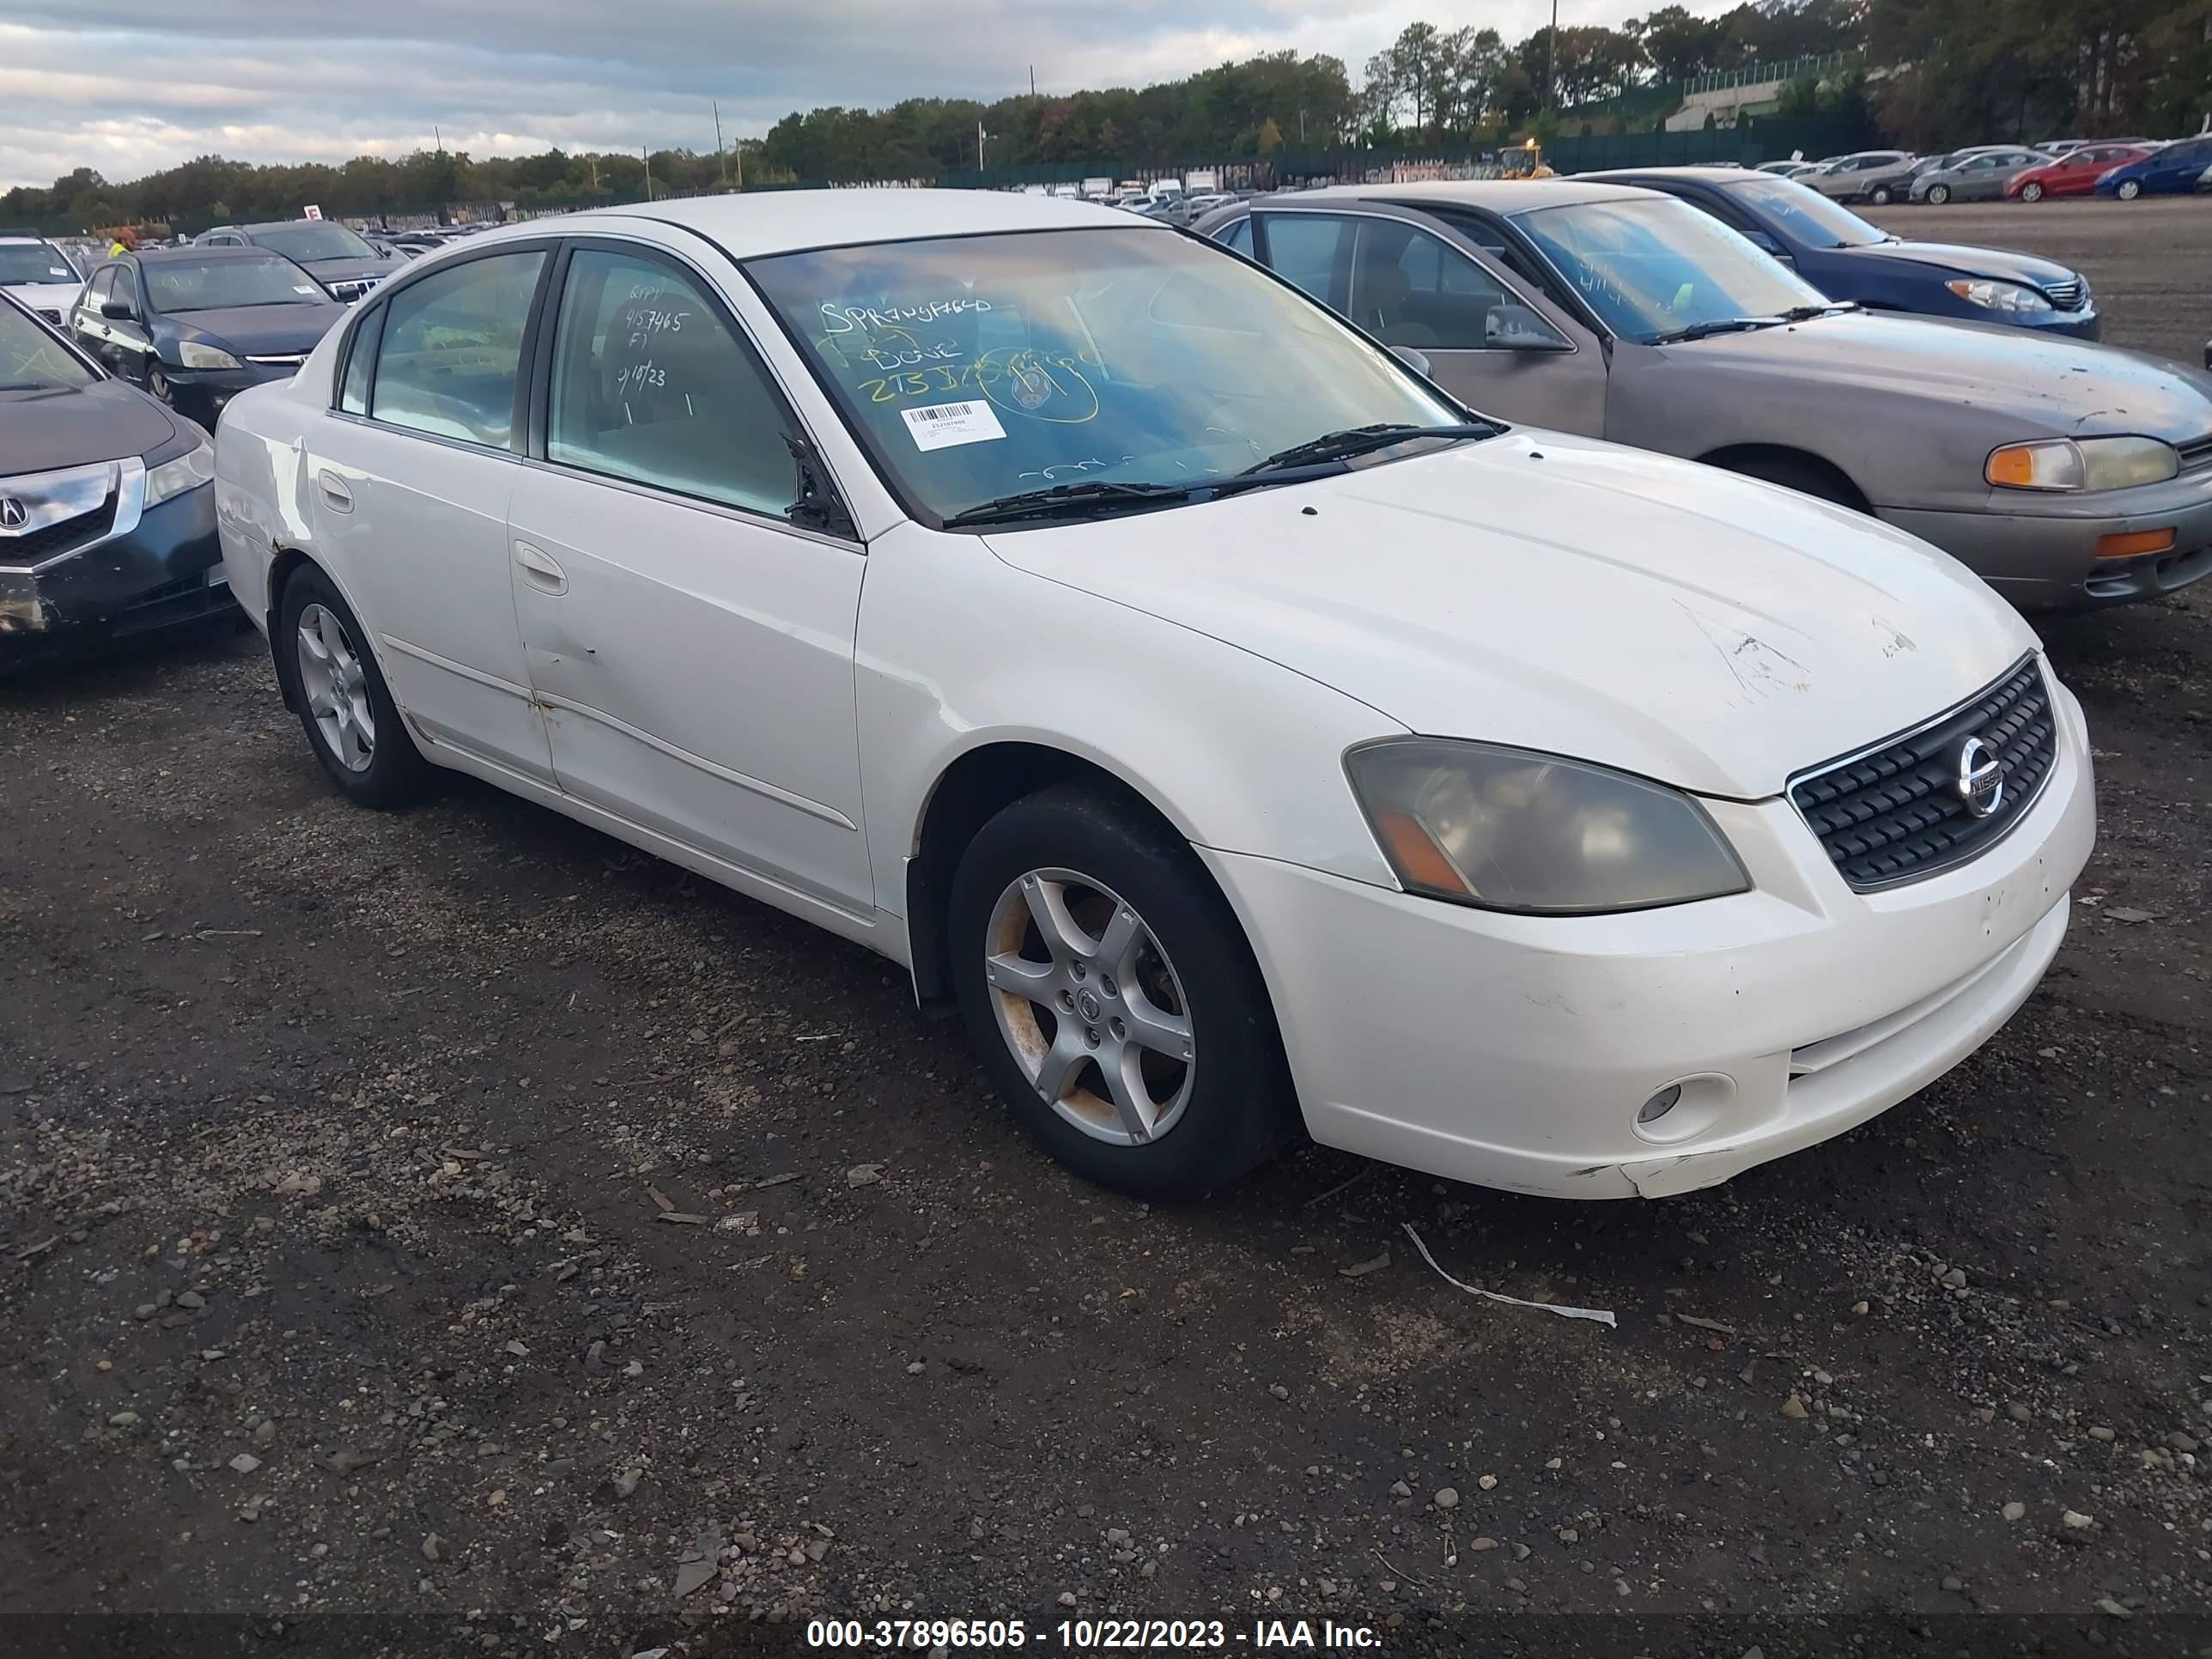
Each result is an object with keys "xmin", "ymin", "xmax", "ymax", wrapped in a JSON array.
[
  {"xmin": 2092, "ymin": 527, "xmax": 2177, "ymax": 559},
  {"xmin": 1373, "ymin": 807, "xmax": 1471, "ymax": 897},
  {"xmin": 1985, "ymin": 446, "xmax": 2042, "ymax": 488}
]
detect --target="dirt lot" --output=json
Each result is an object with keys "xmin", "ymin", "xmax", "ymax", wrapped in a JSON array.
[{"xmin": 4, "ymin": 199, "xmax": 2211, "ymax": 1658}]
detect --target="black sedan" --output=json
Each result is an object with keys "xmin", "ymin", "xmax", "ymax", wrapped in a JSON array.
[
  {"xmin": 194, "ymin": 219, "xmax": 404, "ymax": 302},
  {"xmin": 1579, "ymin": 166, "xmax": 2100, "ymax": 340},
  {"xmin": 0, "ymin": 290, "xmax": 231, "ymax": 671},
  {"xmin": 70, "ymin": 246, "xmax": 346, "ymax": 428}
]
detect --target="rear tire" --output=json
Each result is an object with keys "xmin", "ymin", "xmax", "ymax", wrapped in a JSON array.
[
  {"xmin": 1926, "ymin": 183, "xmax": 1951, "ymax": 204},
  {"xmin": 276, "ymin": 566, "xmax": 432, "ymax": 809},
  {"xmin": 1868, "ymin": 185, "xmax": 1894, "ymax": 205},
  {"xmin": 948, "ymin": 783, "xmax": 1297, "ymax": 1199},
  {"xmin": 2020, "ymin": 181, "xmax": 2045, "ymax": 203}
]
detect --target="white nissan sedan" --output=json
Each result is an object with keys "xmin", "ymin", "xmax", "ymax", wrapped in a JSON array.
[{"xmin": 215, "ymin": 191, "xmax": 2094, "ymax": 1201}]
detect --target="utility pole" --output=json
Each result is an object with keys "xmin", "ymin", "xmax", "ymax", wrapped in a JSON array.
[
  {"xmin": 1030, "ymin": 64, "xmax": 1036, "ymax": 96},
  {"xmin": 714, "ymin": 100, "xmax": 727, "ymax": 188},
  {"xmin": 434, "ymin": 124, "xmax": 444, "ymax": 153},
  {"xmin": 642, "ymin": 146, "xmax": 653, "ymax": 200},
  {"xmin": 1547, "ymin": 0, "xmax": 1559, "ymax": 113},
  {"xmin": 976, "ymin": 119, "xmax": 988, "ymax": 172}
]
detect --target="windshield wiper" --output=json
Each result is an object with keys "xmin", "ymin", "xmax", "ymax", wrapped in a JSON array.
[
  {"xmin": 941, "ymin": 479, "xmax": 1198, "ymax": 528},
  {"xmin": 1650, "ymin": 317, "xmax": 1773, "ymax": 343},
  {"xmin": 1778, "ymin": 302, "xmax": 1852, "ymax": 320},
  {"xmin": 1237, "ymin": 422, "xmax": 1496, "ymax": 477}
]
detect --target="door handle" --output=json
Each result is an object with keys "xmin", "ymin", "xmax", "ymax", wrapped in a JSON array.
[
  {"xmin": 514, "ymin": 539, "xmax": 568, "ymax": 595},
  {"xmin": 316, "ymin": 470, "xmax": 353, "ymax": 513}
]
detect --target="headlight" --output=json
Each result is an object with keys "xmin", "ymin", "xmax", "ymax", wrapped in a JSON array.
[
  {"xmin": 1345, "ymin": 739, "xmax": 1749, "ymax": 915},
  {"xmin": 1986, "ymin": 435, "xmax": 2180, "ymax": 491},
  {"xmin": 143, "ymin": 438, "xmax": 216, "ymax": 508},
  {"xmin": 176, "ymin": 340, "xmax": 243, "ymax": 369},
  {"xmin": 1945, "ymin": 278, "xmax": 2052, "ymax": 313}
]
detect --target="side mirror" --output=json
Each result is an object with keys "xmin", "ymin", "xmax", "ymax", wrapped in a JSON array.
[
  {"xmin": 1483, "ymin": 305, "xmax": 1571, "ymax": 351},
  {"xmin": 1389, "ymin": 344, "xmax": 1432, "ymax": 377},
  {"xmin": 100, "ymin": 300, "xmax": 135, "ymax": 321}
]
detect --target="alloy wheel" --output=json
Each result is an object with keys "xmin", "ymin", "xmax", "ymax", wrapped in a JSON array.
[
  {"xmin": 2021, "ymin": 181, "xmax": 2044, "ymax": 202},
  {"xmin": 148, "ymin": 368, "xmax": 173, "ymax": 406},
  {"xmin": 1928, "ymin": 184, "xmax": 1950, "ymax": 204},
  {"xmin": 296, "ymin": 602, "xmax": 376, "ymax": 772},
  {"xmin": 2118, "ymin": 179, "xmax": 2141, "ymax": 200},
  {"xmin": 982, "ymin": 867, "xmax": 1195, "ymax": 1146}
]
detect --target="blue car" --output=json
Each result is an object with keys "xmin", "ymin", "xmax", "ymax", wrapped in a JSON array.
[
  {"xmin": 2092, "ymin": 134, "xmax": 2212, "ymax": 199},
  {"xmin": 1579, "ymin": 166, "xmax": 2100, "ymax": 339}
]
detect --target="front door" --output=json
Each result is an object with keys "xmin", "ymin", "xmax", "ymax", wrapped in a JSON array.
[
  {"xmin": 1343, "ymin": 216, "xmax": 1606, "ymax": 435},
  {"xmin": 506, "ymin": 240, "xmax": 872, "ymax": 914},
  {"xmin": 306, "ymin": 246, "xmax": 556, "ymax": 783}
]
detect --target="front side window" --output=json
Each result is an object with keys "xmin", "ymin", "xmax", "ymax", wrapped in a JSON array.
[
  {"xmin": 248, "ymin": 223, "xmax": 378, "ymax": 263},
  {"xmin": 547, "ymin": 248, "xmax": 802, "ymax": 518},
  {"xmin": 1720, "ymin": 178, "xmax": 1886, "ymax": 248},
  {"xmin": 1350, "ymin": 221, "xmax": 1557, "ymax": 350},
  {"xmin": 1514, "ymin": 196, "xmax": 1831, "ymax": 345},
  {"xmin": 748, "ymin": 226, "xmax": 1464, "ymax": 526},
  {"xmin": 143, "ymin": 255, "xmax": 325, "ymax": 313},
  {"xmin": 370, "ymin": 251, "xmax": 544, "ymax": 450},
  {"xmin": 0, "ymin": 296, "xmax": 94, "ymax": 389}
]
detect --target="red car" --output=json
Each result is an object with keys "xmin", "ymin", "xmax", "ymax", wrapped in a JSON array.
[{"xmin": 2006, "ymin": 143, "xmax": 2154, "ymax": 201}]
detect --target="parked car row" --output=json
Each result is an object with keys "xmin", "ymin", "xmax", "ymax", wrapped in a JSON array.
[
  {"xmin": 189, "ymin": 191, "xmax": 2103, "ymax": 1206},
  {"xmin": 1780, "ymin": 135, "xmax": 2212, "ymax": 205}
]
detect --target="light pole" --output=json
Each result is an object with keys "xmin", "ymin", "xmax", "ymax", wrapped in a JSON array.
[{"xmin": 1547, "ymin": 0, "xmax": 1559, "ymax": 113}]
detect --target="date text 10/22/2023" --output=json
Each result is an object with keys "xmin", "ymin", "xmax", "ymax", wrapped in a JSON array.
[{"xmin": 803, "ymin": 1618, "xmax": 1385, "ymax": 1649}]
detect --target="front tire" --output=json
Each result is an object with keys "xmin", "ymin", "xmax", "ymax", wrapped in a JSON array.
[
  {"xmin": 147, "ymin": 365, "xmax": 174, "ymax": 406},
  {"xmin": 1717, "ymin": 452, "xmax": 1863, "ymax": 511},
  {"xmin": 277, "ymin": 567, "xmax": 431, "ymax": 808},
  {"xmin": 2020, "ymin": 180, "xmax": 2045, "ymax": 203},
  {"xmin": 1926, "ymin": 183, "xmax": 1951, "ymax": 204},
  {"xmin": 948, "ymin": 783, "xmax": 1297, "ymax": 1199},
  {"xmin": 2116, "ymin": 179, "xmax": 2142, "ymax": 200}
]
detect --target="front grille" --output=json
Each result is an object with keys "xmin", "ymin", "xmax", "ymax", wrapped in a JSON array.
[
  {"xmin": 0, "ymin": 495, "xmax": 116, "ymax": 566},
  {"xmin": 326, "ymin": 276, "xmax": 381, "ymax": 301},
  {"xmin": 2179, "ymin": 434, "xmax": 2212, "ymax": 472},
  {"xmin": 34, "ymin": 307, "xmax": 62, "ymax": 326},
  {"xmin": 2041, "ymin": 278, "xmax": 2085, "ymax": 310},
  {"xmin": 1788, "ymin": 656, "xmax": 2057, "ymax": 891}
]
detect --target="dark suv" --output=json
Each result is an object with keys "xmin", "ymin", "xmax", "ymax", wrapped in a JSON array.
[
  {"xmin": 194, "ymin": 219, "xmax": 404, "ymax": 302},
  {"xmin": 0, "ymin": 291, "xmax": 231, "ymax": 669}
]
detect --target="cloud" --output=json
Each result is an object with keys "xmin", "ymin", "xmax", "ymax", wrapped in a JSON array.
[{"xmin": 1, "ymin": 0, "xmax": 1643, "ymax": 189}]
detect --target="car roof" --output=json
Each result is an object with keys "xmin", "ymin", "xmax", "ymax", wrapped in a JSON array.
[
  {"xmin": 0, "ymin": 233, "xmax": 60, "ymax": 243},
  {"xmin": 1271, "ymin": 179, "xmax": 1656, "ymax": 210},
  {"xmin": 1575, "ymin": 166, "xmax": 1766, "ymax": 186},
  {"xmin": 521, "ymin": 189, "xmax": 1159, "ymax": 258},
  {"xmin": 134, "ymin": 243, "xmax": 295, "ymax": 262}
]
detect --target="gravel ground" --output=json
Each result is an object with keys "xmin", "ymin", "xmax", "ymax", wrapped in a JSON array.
[{"xmin": 3, "ymin": 200, "xmax": 2210, "ymax": 1658}]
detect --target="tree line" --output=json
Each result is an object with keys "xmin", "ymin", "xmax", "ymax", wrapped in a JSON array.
[{"xmin": 6, "ymin": 0, "xmax": 2209, "ymax": 231}]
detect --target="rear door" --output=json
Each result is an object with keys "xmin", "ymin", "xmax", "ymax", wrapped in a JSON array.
[
  {"xmin": 307, "ymin": 244, "xmax": 556, "ymax": 781},
  {"xmin": 505, "ymin": 235, "xmax": 873, "ymax": 912}
]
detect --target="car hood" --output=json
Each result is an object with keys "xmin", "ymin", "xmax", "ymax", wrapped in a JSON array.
[
  {"xmin": 166, "ymin": 303, "xmax": 345, "ymax": 356},
  {"xmin": 294, "ymin": 256, "xmax": 397, "ymax": 283},
  {"xmin": 980, "ymin": 430, "xmax": 2037, "ymax": 799},
  {"xmin": 1664, "ymin": 311, "xmax": 2212, "ymax": 442},
  {"xmin": 0, "ymin": 375, "xmax": 184, "ymax": 474},
  {"xmin": 2, "ymin": 278, "xmax": 84, "ymax": 310},
  {"xmin": 1842, "ymin": 237, "xmax": 2075, "ymax": 288}
]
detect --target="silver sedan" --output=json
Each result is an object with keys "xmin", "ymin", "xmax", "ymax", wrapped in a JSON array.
[
  {"xmin": 1910, "ymin": 148, "xmax": 2057, "ymax": 204},
  {"xmin": 1197, "ymin": 181, "xmax": 2212, "ymax": 611}
]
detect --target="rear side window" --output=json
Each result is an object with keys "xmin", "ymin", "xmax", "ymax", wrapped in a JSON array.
[
  {"xmin": 545, "ymin": 247, "xmax": 800, "ymax": 517},
  {"xmin": 1256, "ymin": 214, "xmax": 1355, "ymax": 308},
  {"xmin": 87, "ymin": 266, "xmax": 116, "ymax": 307},
  {"xmin": 1216, "ymin": 217, "xmax": 1255, "ymax": 257},
  {"xmin": 339, "ymin": 305, "xmax": 384, "ymax": 414},
  {"xmin": 370, "ymin": 251, "xmax": 544, "ymax": 450}
]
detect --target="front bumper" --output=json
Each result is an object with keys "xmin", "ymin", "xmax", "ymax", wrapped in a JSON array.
[
  {"xmin": 1880, "ymin": 464, "xmax": 2212, "ymax": 610},
  {"xmin": 0, "ymin": 475, "xmax": 233, "ymax": 670},
  {"xmin": 163, "ymin": 360, "xmax": 301, "ymax": 424},
  {"xmin": 1204, "ymin": 671, "xmax": 2094, "ymax": 1200}
]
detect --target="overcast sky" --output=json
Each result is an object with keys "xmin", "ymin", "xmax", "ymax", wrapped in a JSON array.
[{"xmin": 1, "ymin": 0, "xmax": 1668, "ymax": 191}]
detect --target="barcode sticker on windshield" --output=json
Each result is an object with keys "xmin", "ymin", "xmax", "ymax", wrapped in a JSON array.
[{"xmin": 901, "ymin": 400, "xmax": 1006, "ymax": 453}]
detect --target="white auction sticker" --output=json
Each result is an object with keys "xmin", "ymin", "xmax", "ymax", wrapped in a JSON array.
[{"xmin": 900, "ymin": 400, "xmax": 1006, "ymax": 452}]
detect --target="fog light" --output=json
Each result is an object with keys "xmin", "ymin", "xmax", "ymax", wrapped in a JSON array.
[{"xmin": 1637, "ymin": 1085, "xmax": 1682, "ymax": 1126}]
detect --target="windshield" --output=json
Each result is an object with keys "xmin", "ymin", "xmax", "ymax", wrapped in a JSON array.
[
  {"xmin": 248, "ymin": 222, "xmax": 377, "ymax": 263},
  {"xmin": 1515, "ymin": 196, "xmax": 1832, "ymax": 344},
  {"xmin": 0, "ymin": 242, "xmax": 79, "ymax": 287},
  {"xmin": 0, "ymin": 299, "xmax": 94, "ymax": 389},
  {"xmin": 748, "ymin": 227, "xmax": 1466, "ymax": 525},
  {"xmin": 1721, "ymin": 176, "xmax": 1887, "ymax": 248},
  {"xmin": 145, "ymin": 254, "xmax": 328, "ymax": 313}
]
